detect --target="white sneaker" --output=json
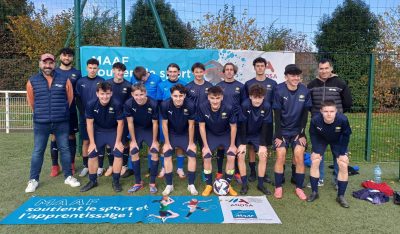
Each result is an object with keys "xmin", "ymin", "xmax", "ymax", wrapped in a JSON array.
[
  {"xmin": 97, "ymin": 168, "xmax": 104, "ymax": 177},
  {"xmin": 25, "ymin": 179, "xmax": 39, "ymax": 193},
  {"xmin": 177, "ymin": 168, "xmax": 186, "ymax": 178},
  {"xmin": 79, "ymin": 167, "xmax": 89, "ymax": 177},
  {"xmin": 162, "ymin": 185, "xmax": 174, "ymax": 196},
  {"xmin": 187, "ymin": 184, "xmax": 198, "ymax": 195},
  {"xmin": 64, "ymin": 176, "xmax": 81, "ymax": 187}
]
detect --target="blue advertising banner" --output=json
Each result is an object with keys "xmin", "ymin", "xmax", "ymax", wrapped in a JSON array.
[
  {"xmin": 80, "ymin": 46, "xmax": 294, "ymax": 84},
  {"xmin": 0, "ymin": 196, "xmax": 223, "ymax": 224}
]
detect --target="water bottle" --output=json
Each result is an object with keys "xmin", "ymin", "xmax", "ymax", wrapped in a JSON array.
[{"xmin": 374, "ymin": 165, "xmax": 382, "ymax": 183}]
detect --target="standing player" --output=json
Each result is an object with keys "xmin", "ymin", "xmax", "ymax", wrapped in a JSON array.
[
  {"xmin": 216, "ymin": 63, "xmax": 245, "ymax": 182},
  {"xmin": 186, "ymin": 62, "xmax": 213, "ymax": 108},
  {"xmin": 80, "ymin": 82, "xmax": 124, "ymax": 192},
  {"xmin": 160, "ymin": 84, "xmax": 197, "ymax": 195},
  {"xmin": 49, "ymin": 48, "xmax": 81, "ymax": 176},
  {"xmin": 129, "ymin": 66, "xmax": 162, "ymax": 178},
  {"xmin": 125, "ymin": 84, "xmax": 159, "ymax": 194},
  {"xmin": 272, "ymin": 64, "xmax": 311, "ymax": 200},
  {"xmin": 156, "ymin": 63, "xmax": 187, "ymax": 179},
  {"xmin": 237, "ymin": 84, "xmax": 273, "ymax": 195},
  {"xmin": 102, "ymin": 62, "xmax": 131, "ymax": 177},
  {"xmin": 307, "ymin": 100, "xmax": 352, "ymax": 208},
  {"xmin": 75, "ymin": 58, "xmax": 105, "ymax": 177},
  {"xmin": 198, "ymin": 86, "xmax": 238, "ymax": 196},
  {"xmin": 307, "ymin": 58, "xmax": 352, "ymax": 188},
  {"xmin": 244, "ymin": 57, "xmax": 277, "ymax": 183}
]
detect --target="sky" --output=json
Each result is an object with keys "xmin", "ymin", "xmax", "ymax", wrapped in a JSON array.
[{"xmin": 33, "ymin": 0, "xmax": 398, "ymax": 45}]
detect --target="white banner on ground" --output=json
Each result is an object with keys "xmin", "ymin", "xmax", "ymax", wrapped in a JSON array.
[{"xmin": 219, "ymin": 196, "xmax": 281, "ymax": 224}]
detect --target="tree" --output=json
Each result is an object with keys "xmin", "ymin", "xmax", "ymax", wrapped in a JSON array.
[
  {"xmin": 196, "ymin": 4, "xmax": 260, "ymax": 50},
  {"xmin": 126, "ymin": 0, "xmax": 196, "ymax": 48},
  {"xmin": 261, "ymin": 22, "xmax": 312, "ymax": 52},
  {"xmin": 314, "ymin": 0, "xmax": 380, "ymax": 110}
]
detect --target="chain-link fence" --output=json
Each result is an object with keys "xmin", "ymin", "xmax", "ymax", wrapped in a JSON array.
[{"xmin": 0, "ymin": 0, "xmax": 399, "ymax": 163}]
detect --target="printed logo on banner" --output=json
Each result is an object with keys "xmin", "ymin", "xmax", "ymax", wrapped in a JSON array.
[
  {"xmin": 227, "ymin": 198, "xmax": 253, "ymax": 207},
  {"xmin": 231, "ymin": 210, "xmax": 257, "ymax": 219}
]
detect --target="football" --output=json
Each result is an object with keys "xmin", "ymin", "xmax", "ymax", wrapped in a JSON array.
[{"xmin": 213, "ymin": 179, "xmax": 230, "ymax": 196}]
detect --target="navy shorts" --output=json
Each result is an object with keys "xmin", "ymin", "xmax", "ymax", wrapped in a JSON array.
[
  {"xmin": 206, "ymin": 132, "xmax": 235, "ymax": 156},
  {"xmin": 88, "ymin": 130, "xmax": 123, "ymax": 158},
  {"xmin": 170, "ymin": 133, "xmax": 189, "ymax": 151},
  {"xmin": 244, "ymin": 134, "xmax": 261, "ymax": 152},
  {"xmin": 312, "ymin": 141, "xmax": 348, "ymax": 158},
  {"xmin": 134, "ymin": 127, "xmax": 153, "ymax": 149},
  {"xmin": 275, "ymin": 134, "xmax": 307, "ymax": 149},
  {"xmin": 69, "ymin": 112, "xmax": 79, "ymax": 134}
]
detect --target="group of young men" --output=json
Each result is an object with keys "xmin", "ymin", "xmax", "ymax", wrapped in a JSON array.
[{"xmin": 26, "ymin": 48, "xmax": 353, "ymax": 208}]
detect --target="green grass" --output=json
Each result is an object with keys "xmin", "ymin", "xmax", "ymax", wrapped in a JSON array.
[{"xmin": 0, "ymin": 132, "xmax": 399, "ymax": 234}]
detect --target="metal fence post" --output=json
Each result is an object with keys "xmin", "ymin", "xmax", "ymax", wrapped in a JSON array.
[
  {"xmin": 147, "ymin": 0, "xmax": 170, "ymax": 48},
  {"xmin": 121, "ymin": 0, "xmax": 126, "ymax": 46},
  {"xmin": 5, "ymin": 91, "xmax": 9, "ymax": 134},
  {"xmin": 365, "ymin": 53, "xmax": 375, "ymax": 162}
]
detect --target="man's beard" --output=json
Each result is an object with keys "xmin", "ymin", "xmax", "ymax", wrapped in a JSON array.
[{"xmin": 61, "ymin": 61, "xmax": 72, "ymax": 67}]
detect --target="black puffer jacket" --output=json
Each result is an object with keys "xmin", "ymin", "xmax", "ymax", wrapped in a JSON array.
[{"xmin": 307, "ymin": 75, "xmax": 352, "ymax": 115}]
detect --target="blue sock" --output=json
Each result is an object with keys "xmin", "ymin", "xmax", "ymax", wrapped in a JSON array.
[
  {"xmin": 241, "ymin": 175, "xmax": 248, "ymax": 185},
  {"xmin": 337, "ymin": 180, "xmax": 348, "ymax": 196},
  {"xmin": 310, "ymin": 176, "xmax": 319, "ymax": 193},
  {"xmin": 224, "ymin": 173, "xmax": 233, "ymax": 184},
  {"xmin": 83, "ymin": 157, "xmax": 88, "ymax": 168},
  {"xmin": 68, "ymin": 139, "xmax": 76, "ymax": 164},
  {"xmin": 150, "ymin": 160, "xmax": 159, "ymax": 184},
  {"xmin": 132, "ymin": 160, "xmax": 141, "ymax": 184},
  {"xmin": 165, "ymin": 172, "xmax": 173, "ymax": 185},
  {"xmin": 274, "ymin": 172, "xmax": 284, "ymax": 187},
  {"xmin": 160, "ymin": 155, "xmax": 164, "ymax": 168},
  {"xmin": 257, "ymin": 176, "xmax": 264, "ymax": 187},
  {"xmin": 112, "ymin": 173, "xmax": 120, "ymax": 183},
  {"xmin": 295, "ymin": 173, "xmax": 305, "ymax": 189},
  {"xmin": 188, "ymin": 171, "xmax": 196, "ymax": 184},
  {"xmin": 217, "ymin": 149, "xmax": 224, "ymax": 173},
  {"xmin": 147, "ymin": 154, "xmax": 152, "ymax": 171},
  {"xmin": 205, "ymin": 173, "xmax": 212, "ymax": 185},
  {"xmin": 128, "ymin": 158, "xmax": 133, "ymax": 170},
  {"xmin": 176, "ymin": 155, "xmax": 184, "ymax": 169},
  {"xmin": 98, "ymin": 156, "xmax": 104, "ymax": 168},
  {"xmin": 50, "ymin": 140, "xmax": 59, "ymax": 166},
  {"xmin": 89, "ymin": 173, "xmax": 97, "ymax": 183}
]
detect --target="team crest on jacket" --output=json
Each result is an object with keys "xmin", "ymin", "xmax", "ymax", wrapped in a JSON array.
[
  {"xmin": 299, "ymin": 94, "xmax": 305, "ymax": 102},
  {"xmin": 235, "ymin": 87, "xmax": 240, "ymax": 93},
  {"xmin": 108, "ymin": 107, "xmax": 114, "ymax": 114},
  {"xmin": 122, "ymin": 88, "xmax": 128, "ymax": 93},
  {"xmin": 335, "ymin": 126, "xmax": 341, "ymax": 132},
  {"xmin": 221, "ymin": 112, "xmax": 227, "ymax": 119},
  {"xmin": 184, "ymin": 109, "xmax": 189, "ymax": 115},
  {"xmin": 147, "ymin": 107, "xmax": 152, "ymax": 114},
  {"xmin": 261, "ymin": 110, "xmax": 265, "ymax": 116}
]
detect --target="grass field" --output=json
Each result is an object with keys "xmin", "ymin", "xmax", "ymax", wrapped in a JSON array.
[{"xmin": 0, "ymin": 132, "xmax": 399, "ymax": 234}]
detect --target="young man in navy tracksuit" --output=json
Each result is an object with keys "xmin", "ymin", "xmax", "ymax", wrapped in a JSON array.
[
  {"xmin": 80, "ymin": 82, "xmax": 125, "ymax": 192},
  {"xmin": 307, "ymin": 100, "xmax": 352, "ymax": 208}
]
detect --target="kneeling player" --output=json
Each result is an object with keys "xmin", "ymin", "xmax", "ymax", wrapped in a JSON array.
[
  {"xmin": 124, "ymin": 84, "xmax": 159, "ymax": 194},
  {"xmin": 272, "ymin": 64, "xmax": 311, "ymax": 200},
  {"xmin": 161, "ymin": 84, "xmax": 197, "ymax": 195},
  {"xmin": 237, "ymin": 84, "xmax": 272, "ymax": 195},
  {"xmin": 80, "ymin": 82, "xmax": 124, "ymax": 192},
  {"xmin": 307, "ymin": 100, "xmax": 352, "ymax": 208},
  {"xmin": 198, "ymin": 86, "xmax": 238, "ymax": 196}
]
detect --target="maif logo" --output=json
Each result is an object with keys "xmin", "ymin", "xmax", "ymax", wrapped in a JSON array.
[{"xmin": 231, "ymin": 210, "xmax": 257, "ymax": 219}]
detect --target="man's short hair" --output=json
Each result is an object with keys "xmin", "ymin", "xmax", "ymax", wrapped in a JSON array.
[
  {"xmin": 249, "ymin": 84, "xmax": 266, "ymax": 98},
  {"xmin": 59, "ymin": 48, "xmax": 74, "ymax": 56},
  {"xmin": 96, "ymin": 82, "xmax": 112, "ymax": 92},
  {"xmin": 253, "ymin": 57, "xmax": 267, "ymax": 66},
  {"xmin": 131, "ymin": 83, "xmax": 147, "ymax": 93},
  {"xmin": 133, "ymin": 66, "xmax": 147, "ymax": 80},
  {"xmin": 167, "ymin": 63, "xmax": 180, "ymax": 71},
  {"xmin": 321, "ymin": 99, "xmax": 337, "ymax": 108},
  {"xmin": 191, "ymin": 62, "xmax": 205, "ymax": 72},
  {"xmin": 319, "ymin": 58, "xmax": 333, "ymax": 66},
  {"xmin": 207, "ymin": 86, "xmax": 223, "ymax": 96},
  {"xmin": 87, "ymin": 58, "xmax": 99, "ymax": 66},
  {"xmin": 222, "ymin": 62, "xmax": 238, "ymax": 74},
  {"xmin": 112, "ymin": 62, "xmax": 126, "ymax": 71},
  {"xmin": 170, "ymin": 84, "xmax": 187, "ymax": 94}
]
